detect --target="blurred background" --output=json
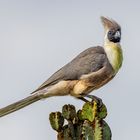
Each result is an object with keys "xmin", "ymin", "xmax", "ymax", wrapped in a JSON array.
[{"xmin": 0, "ymin": 0, "xmax": 139, "ymax": 140}]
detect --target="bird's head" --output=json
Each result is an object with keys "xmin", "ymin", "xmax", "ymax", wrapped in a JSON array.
[{"xmin": 101, "ymin": 16, "xmax": 121, "ymax": 43}]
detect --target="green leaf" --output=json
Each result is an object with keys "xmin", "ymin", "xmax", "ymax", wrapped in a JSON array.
[
  {"xmin": 102, "ymin": 120, "xmax": 112, "ymax": 140},
  {"xmin": 62, "ymin": 104, "xmax": 77, "ymax": 121},
  {"xmin": 82, "ymin": 120, "xmax": 94, "ymax": 140},
  {"xmin": 98, "ymin": 104, "xmax": 107, "ymax": 119},
  {"xmin": 49, "ymin": 112, "xmax": 64, "ymax": 132},
  {"xmin": 94, "ymin": 118, "xmax": 102, "ymax": 140},
  {"xmin": 80, "ymin": 101, "xmax": 97, "ymax": 122}
]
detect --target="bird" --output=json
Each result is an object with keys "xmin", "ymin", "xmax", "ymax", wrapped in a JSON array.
[{"xmin": 0, "ymin": 16, "xmax": 123, "ymax": 117}]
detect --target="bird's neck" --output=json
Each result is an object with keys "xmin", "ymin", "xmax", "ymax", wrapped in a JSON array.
[{"xmin": 104, "ymin": 40, "xmax": 123, "ymax": 74}]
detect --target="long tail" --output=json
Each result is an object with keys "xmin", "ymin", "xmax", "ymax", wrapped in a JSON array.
[{"xmin": 0, "ymin": 93, "xmax": 43, "ymax": 118}]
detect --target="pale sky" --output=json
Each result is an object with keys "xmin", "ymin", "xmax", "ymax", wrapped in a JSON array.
[{"xmin": 0, "ymin": 0, "xmax": 139, "ymax": 140}]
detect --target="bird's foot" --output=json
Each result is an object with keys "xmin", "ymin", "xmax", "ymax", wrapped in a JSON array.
[
  {"xmin": 78, "ymin": 97, "xmax": 89, "ymax": 102},
  {"xmin": 86, "ymin": 95, "xmax": 103, "ymax": 107}
]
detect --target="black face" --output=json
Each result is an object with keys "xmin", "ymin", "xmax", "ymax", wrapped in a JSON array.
[{"xmin": 107, "ymin": 28, "xmax": 121, "ymax": 43}]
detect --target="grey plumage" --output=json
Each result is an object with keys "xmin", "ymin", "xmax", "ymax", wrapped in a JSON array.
[
  {"xmin": 0, "ymin": 16, "xmax": 123, "ymax": 118},
  {"xmin": 0, "ymin": 46, "xmax": 111, "ymax": 117},
  {"xmin": 0, "ymin": 94, "xmax": 42, "ymax": 117},
  {"xmin": 33, "ymin": 46, "xmax": 109, "ymax": 92}
]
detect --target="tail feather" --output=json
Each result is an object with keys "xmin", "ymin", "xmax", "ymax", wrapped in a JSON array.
[{"xmin": 0, "ymin": 94, "xmax": 42, "ymax": 118}]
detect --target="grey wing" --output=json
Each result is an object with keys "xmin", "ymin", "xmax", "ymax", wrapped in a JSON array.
[{"xmin": 32, "ymin": 46, "xmax": 107, "ymax": 92}]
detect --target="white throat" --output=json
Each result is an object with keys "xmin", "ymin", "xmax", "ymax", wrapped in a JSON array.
[{"xmin": 104, "ymin": 32, "xmax": 123, "ymax": 74}]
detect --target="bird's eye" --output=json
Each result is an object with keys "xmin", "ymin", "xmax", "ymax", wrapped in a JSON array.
[
  {"xmin": 117, "ymin": 28, "xmax": 121, "ymax": 32},
  {"xmin": 108, "ymin": 31, "xmax": 112, "ymax": 35}
]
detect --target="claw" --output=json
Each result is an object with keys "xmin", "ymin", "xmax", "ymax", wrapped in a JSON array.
[{"xmin": 86, "ymin": 95, "xmax": 103, "ymax": 107}]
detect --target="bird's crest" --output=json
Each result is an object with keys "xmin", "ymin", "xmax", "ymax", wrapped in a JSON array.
[{"xmin": 101, "ymin": 16, "xmax": 121, "ymax": 30}]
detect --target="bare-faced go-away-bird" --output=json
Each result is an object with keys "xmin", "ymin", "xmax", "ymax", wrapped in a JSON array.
[{"xmin": 0, "ymin": 17, "xmax": 123, "ymax": 117}]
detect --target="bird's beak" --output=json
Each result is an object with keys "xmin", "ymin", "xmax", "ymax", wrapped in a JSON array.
[{"xmin": 114, "ymin": 31, "xmax": 121, "ymax": 39}]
